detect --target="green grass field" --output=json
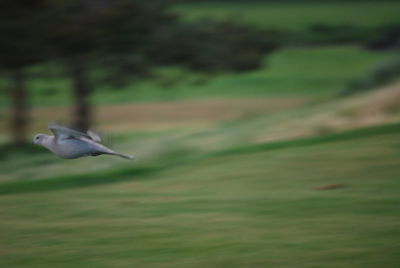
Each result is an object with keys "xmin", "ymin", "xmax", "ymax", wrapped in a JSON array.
[
  {"xmin": 0, "ymin": 46, "xmax": 389, "ymax": 108},
  {"xmin": 1, "ymin": 1, "xmax": 400, "ymax": 266},
  {"xmin": 175, "ymin": 1, "xmax": 400, "ymax": 30},
  {"xmin": 1, "ymin": 124, "xmax": 399, "ymax": 267}
]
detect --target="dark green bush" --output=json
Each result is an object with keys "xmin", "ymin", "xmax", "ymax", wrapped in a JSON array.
[
  {"xmin": 364, "ymin": 24, "xmax": 400, "ymax": 51},
  {"xmin": 340, "ymin": 56, "xmax": 400, "ymax": 96},
  {"xmin": 147, "ymin": 19, "xmax": 281, "ymax": 73},
  {"xmin": 282, "ymin": 24, "xmax": 373, "ymax": 46}
]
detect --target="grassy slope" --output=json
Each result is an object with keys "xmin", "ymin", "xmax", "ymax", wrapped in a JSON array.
[
  {"xmin": 1, "ymin": 124, "xmax": 399, "ymax": 267},
  {"xmin": 0, "ymin": 46, "xmax": 387, "ymax": 108},
  {"xmin": 175, "ymin": 1, "xmax": 400, "ymax": 30},
  {"xmin": 90, "ymin": 46, "xmax": 388, "ymax": 101},
  {"xmin": 0, "ymin": 122, "xmax": 399, "ymax": 194},
  {"xmin": 1, "ymin": 2, "xmax": 399, "ymax": 264}
]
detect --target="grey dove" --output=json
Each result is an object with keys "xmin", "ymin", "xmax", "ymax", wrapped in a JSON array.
[{"xmin": 33, "ymin": 123, "xmax": 134, "ymax": 160}]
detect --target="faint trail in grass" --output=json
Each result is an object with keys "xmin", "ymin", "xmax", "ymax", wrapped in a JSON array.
[{"xmin": 0, "ymin": 122, "xmax": 399, "ymax": 195}]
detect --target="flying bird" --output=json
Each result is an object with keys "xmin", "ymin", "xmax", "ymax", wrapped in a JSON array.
[{"xmin": 33, "ymin": 123, "xmax": 134, "ymax": 160}]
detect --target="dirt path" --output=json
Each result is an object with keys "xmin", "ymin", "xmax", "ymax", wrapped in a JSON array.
[{"xmin": 0, "ymin": 97, "xmax": 309, "ymax": 136}]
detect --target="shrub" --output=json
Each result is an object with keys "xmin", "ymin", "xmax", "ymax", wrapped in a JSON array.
[
  {"xmin": 147, "ymin": 19, "xmax": 281, "ymax": 73},
  {"xmin": 340, "ymin": 56, "xmax": 400, "ymax": 96},
  {"xmin": 364, "ymin": 24, "xmax": 400, "ymax": 51}
]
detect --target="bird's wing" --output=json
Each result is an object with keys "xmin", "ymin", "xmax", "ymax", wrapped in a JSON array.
[
  {"xmin": 77, "ymin": 136, "xmax": 114, "ymax": 153},
  {"xmin": 87, "ymin": 130, "xmax": 102, "ymax": 142},
  {"xmin": 77, "ymin": 136, "xmax": 134, "ymax": 160},
  {"xmin": 49, "ymin": 123, "xmax": 92, "ymax": 141}
]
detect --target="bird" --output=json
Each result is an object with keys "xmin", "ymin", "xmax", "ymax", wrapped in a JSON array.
[{"xmin": 33, "ymin": 123, "xmax": 134, "ymax": 160}]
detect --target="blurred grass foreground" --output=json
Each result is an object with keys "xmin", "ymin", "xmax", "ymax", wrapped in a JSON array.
[{"xmin": 1, "ymin": 0, "xmax": 400, "ymax": 267}]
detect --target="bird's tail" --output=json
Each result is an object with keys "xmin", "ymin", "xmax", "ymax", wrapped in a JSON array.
[{"xmin": 112, "ymin": 152, "xmax": 134, "ymax": 160}]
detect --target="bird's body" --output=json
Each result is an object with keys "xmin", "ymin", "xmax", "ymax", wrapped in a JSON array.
[
  {"xmin": 43, "ymin": 136, "xmax": 107, "ymax": 159},
  {"xmin": 33, "ymin": 123, "xmax": 133, "ymax": 160}
]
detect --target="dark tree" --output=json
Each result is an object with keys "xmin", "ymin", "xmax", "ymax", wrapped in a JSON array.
[
  {"xmin": 0, "ymin": 0, "xmax": 49, "ymax": 145},
  {"xmin": 43, "ymin": 0, "xmax": 278, "ymax": 131},
  {"xmin": 1, "ymin": 0, "xmax": 279, "ymax": 138}
]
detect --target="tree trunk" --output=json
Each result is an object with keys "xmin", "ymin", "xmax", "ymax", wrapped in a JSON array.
[
  {"xmin": 69, "ymin": 0, "xmax": 107, "ymax": 132},
  {"xmin": 70, "ymin": 59, "xmax": 92, "ymax": 132},
  {"xmin": 10, "ymin": 68, "xmax": 28, "ymax": 145}
]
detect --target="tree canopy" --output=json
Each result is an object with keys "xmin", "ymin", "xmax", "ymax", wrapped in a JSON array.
[{"xmin": 0, "ymin": 0, "xmax": 278, "ymax": 140}]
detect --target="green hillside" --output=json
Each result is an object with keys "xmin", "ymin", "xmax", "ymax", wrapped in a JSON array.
[
  {"xmin": 1, "ymin": 124, "xmax": 399, "ymax": 267},
  {"xmin": 1, "ymin": 1, "xmax": 399, "ymax": 266},
  {"xmin": 0, "ymin": 46, "xmax": 388, "ymax": 108},
  {"xmin": 175, "ymin": 1, "xmax": 400, "ymax": 30}
]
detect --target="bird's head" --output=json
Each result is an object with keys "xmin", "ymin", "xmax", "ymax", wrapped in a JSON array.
[{"xmin": 33, "ymin": 134, "xmax": 48, "ymax": 145}]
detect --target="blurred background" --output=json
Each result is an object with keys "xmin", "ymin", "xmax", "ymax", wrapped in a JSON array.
[{"xmin": 1, "ymin": 0, "xmax": 400, "ymax": 267}]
